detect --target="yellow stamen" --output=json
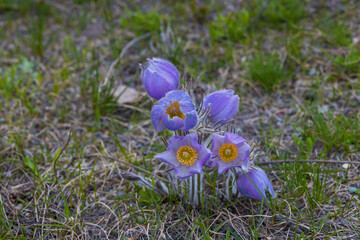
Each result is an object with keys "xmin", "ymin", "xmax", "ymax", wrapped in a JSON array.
[
  {"xmin": 176, "ymin": 146, "xmax": 197, "ymax": 166},
  {"xmin": 165, "ymin": 101, "xmax": 185, "ymax": 119},
  {"xmin": 218, "ymin": 143, "xmax": 238, "ymax": 162}
]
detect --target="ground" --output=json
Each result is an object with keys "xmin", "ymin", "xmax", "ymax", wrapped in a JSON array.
[{"xmin": 0, "ymin": 0, "xmax": 359, "ymax": 239}]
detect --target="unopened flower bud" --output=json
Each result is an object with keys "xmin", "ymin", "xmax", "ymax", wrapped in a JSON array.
[
  {"xmin": 202, "ymin": 90, "xmax": 239, "ymax": 125},
  {"xmin": 141, "ymin": 58, "xmax": 180, "ymax": 100}
]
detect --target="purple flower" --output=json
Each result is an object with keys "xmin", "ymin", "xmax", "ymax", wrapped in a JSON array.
[
  {"xmin": 236, "ymin": 167, "xmax": 276, "ymax": 201},
  {"xmin": 151, "ymin": 90, "xmax": 197, "ymax": 132},
  {"xmin": 141, "ymin": 58, "xmax": 180, "ymax": 100},
  {"xmin": 202, "ymin": 90, "xmax": 239, "ymax": 124},
  {"xmin": 209, "ymin": 133, "xmax": 250, "ymax": 174},
  {"xmin": 155, "ymin": 133, "xmax": 211, "ymax": 179}
]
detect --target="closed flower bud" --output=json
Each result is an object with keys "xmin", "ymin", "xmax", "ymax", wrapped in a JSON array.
[
  {"xmin": 141, "ymin": 58, "xmax": 180, "ymax": 100},
  {"xmin": 236, "ymin": 167, "xmax": 276, "ymax": 201},
  {"xmin": 202, "ymin": 90, "xmax": 239, "ymax": 125}
]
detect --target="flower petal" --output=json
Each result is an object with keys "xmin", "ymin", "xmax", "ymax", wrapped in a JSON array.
[
  {"xmin": 151, "ymin": 104, "xmax": 166, "ymax": 132},
  {"xmin": 203, "ymin": 89, "xmax": 239, "ymax": 125},
  {"xmin": 236, "ymin": 168, "xmax": 276, "ymax": 201},
  {"xmin": 162, "ymin": 114, "xmax": 184, "ymax": 131},
  {"xmin": 151, "ymin": 58, "xmax": 180, "ymax": 82},
  {"xmin": 192, "ymin": 136, "xmax": 211, "ymax": 169},
  {"xmin": 183, "ymin": 110, "xmax": 198, "ymax": 131},
  {"xmin": 163, "ymin": 90, "xmax": 191, "ymax": 103},
  {"xmin": 210, "ymin": 133, "xmax": 249, "ymax": 174},
  {"xmin": 154, "ymin": 150, "xmax": 179, "ymax": 168},
  {"xmin": 142, "ymin": 58, "xmax": 179, "ymax": 100},
  {"xmin": 210, "ymin": 134, "xmax": 225, "ymax": 153},
  {"xmin": 159, "ymin": 133, "xmax": 210, "ymax": 179},
  {"xmin": 225, "ymin": 132, "xmax": 246, "ymax": 145},
  {"xmin": 216, "ymin": 160, "xmax": 238, "ymax": 174},
  {"xmin": 235, "ymin": 143, "xmax": 251, "ymax": 170},
  {"xmin": 179, "ymin": 100, "xmax": 195, "ymax": 112},
  {"xmin": 203, "ymin": 90, "xmax": 234, "ymax": 116},
  {"xmin": 167, "ymin": 134, "xmax": 194, "ymax": 152},
  {"xmin": 212, "ymin": 95, "xmax": 239, "ymax": 124},
  {"xmin": 197, "ymin": 149, "xmax": 211, "ymax": 169},
  {"xmin": 176, "ymin": 165, "xmax": 197, "ymax": 179}
]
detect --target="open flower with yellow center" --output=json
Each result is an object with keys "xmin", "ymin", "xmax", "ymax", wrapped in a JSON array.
[
  {"xmin": 151, "ymin": 90, "xmax": 198, "ymax": 132},
  {"xmin": 154, "ymin": 133, "xmax": 211, "ymax": 179},
  {"xmin": 209, "ymin": 133, "xmax": 250, "ymax": 174}
]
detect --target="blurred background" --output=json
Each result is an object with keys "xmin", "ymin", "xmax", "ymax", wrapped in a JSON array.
[{"xmin": 0, "ymin": 0, "xmax": 359, "ymax": 239}]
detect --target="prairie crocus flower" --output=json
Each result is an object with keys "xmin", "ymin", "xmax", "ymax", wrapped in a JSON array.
[
  {"xmin": 154, "ymin": 133, "xmax": 211, "ymax": 179},
  {"xmin": 236, "ymin": 167, "xmax": 276, "ymax": 201},
  {"xmin": 209, "ymin": 133, "xmax": 250, "ymax": 174},
  {"xmin": 141, "ymin": 58, "xmax": 180, "ymax": 100},
  {"xmin": 202, "ymin": 90, "xmax": 239, "ymax": 124},
  {"xmin": 151, "ymin": 90, "xmax": 197, "ymax": 132}
]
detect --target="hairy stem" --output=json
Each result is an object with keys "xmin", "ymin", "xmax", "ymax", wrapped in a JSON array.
[{"xmin": 187, "ymin": 173, "xmax": 203, "ymax": 206}]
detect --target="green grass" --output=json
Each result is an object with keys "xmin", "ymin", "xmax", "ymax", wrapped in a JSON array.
[
  {"xmin": 246, "ymin": 52, "xmax": 288, "ymax": 92},
  {"xmin": 293, "ymin": 113, "xmax": 360, "ymax": 157},
  {"xmin": 209, "ymin": 10, "xmax": 250, "ymax": 43},
  {"xmin": 320, "ymin": 20, "xmax": 352, "ymax": 47},
  {"xmin": 261, "ymin": 0, "xmax": 306, "ymax": 26},
  {"xmin": 330, "ymin": 46, "xmax": 360, "ymax": 75},
  {"xmin": 0, "ymin": 0, "xmax": 359, "ymax": 239},
  {"xmin": 119, "ymin": 7, "xmax": 169, "ymax": 36}
]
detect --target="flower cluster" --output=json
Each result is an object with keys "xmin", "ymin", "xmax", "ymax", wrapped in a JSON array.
[{"xmin": 141, "ymin": 58, "xmax": 275, "ymax": 203}]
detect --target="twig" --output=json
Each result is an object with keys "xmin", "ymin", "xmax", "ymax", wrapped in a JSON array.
[
  {"xmin": 259, "ymin": 159, "xmax": 360, "ymax": 165},
  {"xmin": 99, "ymin": 32, "xmax": 151, "ymax": 92}
]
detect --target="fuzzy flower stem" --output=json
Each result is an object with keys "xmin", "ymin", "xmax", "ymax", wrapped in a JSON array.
[
  {"xmin": 167, "ymin": 166, "xmax": 179, "ymax": 194},
  {"xmin": 187, "ymin": 173, "xmax": 203, "ymax": 206},
  {"xmin": 225, "ymin": 169, "xmax": 239, "ymax": 199}
]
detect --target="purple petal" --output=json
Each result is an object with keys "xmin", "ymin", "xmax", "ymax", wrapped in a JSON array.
[
  {"xmin": 214, "ymin": 146, "xmax": 248, "ymax": 174},
  {"xmin": 215, "ymin": 157, "xmax": 237, "ymax": 174},
  {"xmin": 236, "ymin": 168, "xmax": 276, "ymax": 201},
  {"xmin": 175, "ymin": 149, "xmax": 210, "ymax": 179},
  {"xmin": 163, "ymin": 90, "xmax": 191, "ymax": 104},
  {"xmin": 212, "ymin": 95, "xmax": 239, "ymax": 124},
  {"xmin": 152, "ymin": 90, "xmax": 196, "ymax": 132},
  {"xmin": 162, "ymin": 133, "xmax": 210, "ymax": 179},
  {"xmin": 162, "ymin": 114, "xmax": 184, "ymax": 131},
  {"xmin": 142, "ymin": 58, "xmax": 180, "ymax": 100},
  {"xmin": 179, "ymin": 100, "xmax": 195, "ymax": 112},
  {"xmin": 190, "ymin": 135, "xmax": 211, "ymax": 168},
  {"xmin": 208, "ymin": 134, "xmax": 225, "ymax": 170},
  {"xmin": 151, "ymin": 104, "xmax": 166, "ymax": 132},
  {"xmin": 176, "ymin": 165, "xmax": 198, "ymax": 179},
  {"xmin": 235, "ymin": 143, "xmax": 251, "ymax": 170},
  {"xmin": 196, "ymin": 148, "xmax": 211, "ymax": 169},
  {"xmin": 183, "ymin": 110, "xmax": 198, "ymax": 131},
  {"xmin": 225, "ymin": 133, "xmax": 246, "ymax": 145},
  {"xmin": 167, "ymin": 134, "xmax": 194, "ymax": 152},
  {"xmin": 210, "ymin": 134, "xmax": 225, "ymax": 153},
  {"xmin": 142, "ymin": 70, "xmax": 177, "ymax": 100},
  {"xmin": 150, "ymin": 58, "xmax": 180, "ymax": 82},
  {"xmin": 203, "ymin": 90, "xmax": 239, "ymax": 124},
  {"xmin": 210, "ymin": 133, "xmax": 250, "ymax": 174},
  {"xmin": 203, "ymin": 90, "xmax": 234, "ymax": 116},
  {"xmin": 154, "ymin": 151, "xmax": 178, "ymax": 167}
]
